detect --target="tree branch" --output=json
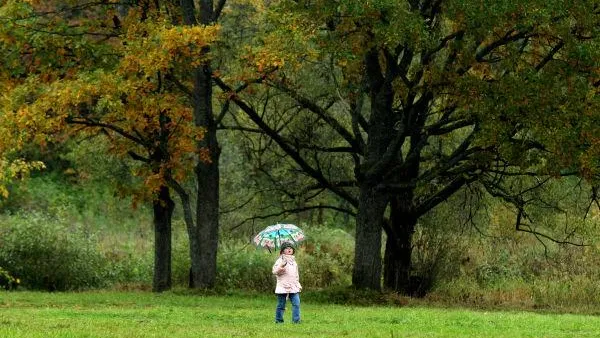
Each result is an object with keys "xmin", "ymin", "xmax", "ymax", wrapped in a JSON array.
[
  {"xmin": 65, "ymin": 116, "xmax": 148, "ymax": 147},
  {"xmin": 535, "ymin": 40, "xmax": 564, "ymax": 72},
  {"xmin": 214, "ymin": 76, "xmax": 359, "ymax": 207},
  {"xmin": 213, "ymin": 0, "xmax": 227, "ymax": 21},
  {"xmin": 269, "ymin": 82, "xmax": 363, "ymax": 154},
  {"xmin": 230, "ymin": 204, "xmax": 357, "ymax": 230},
  {"xmin": 165, "ymin": 175, "xmax": 196, "ymax": 232}
]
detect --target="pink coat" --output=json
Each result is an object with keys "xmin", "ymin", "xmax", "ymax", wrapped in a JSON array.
[{"xmin": 272, "ymin": 254, "xmax": 302, "ymax": 294}]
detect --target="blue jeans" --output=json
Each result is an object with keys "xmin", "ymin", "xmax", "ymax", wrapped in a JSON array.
[{"xmin": 275, "ymin": 293, "xmax": 300, "ymax": 323}]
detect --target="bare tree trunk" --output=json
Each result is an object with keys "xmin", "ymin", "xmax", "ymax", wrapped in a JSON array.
[
  {"xmin": 352, "ymin": 183, "xmax": 386, "ymax": 290},
  {"xmin": 153, "ymin": 185, "xmax": 174, "ymax": 292},
  {"xmin": 383, "ymin": 195, "xmax": 416, "ymax": 294},
  {"xmin": 191, "ymin": 121, "xmax": 220, "ymax": 288}
]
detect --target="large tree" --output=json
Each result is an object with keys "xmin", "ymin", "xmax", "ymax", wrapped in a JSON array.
[{"xmin": 217, "ymin": 0, "xmax": 600, "ymax": 292}]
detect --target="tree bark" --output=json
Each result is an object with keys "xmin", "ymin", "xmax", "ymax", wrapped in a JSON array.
[
  {"xmin": 352, "ymin": 183, "xmax": 387, "ymax": 290},
  {"xmin": 190, "ymin": 120, "xmax": 220, "ymax": 288},
  {"xmin": 186, "ymin": 65, "xmax": 221, "ymax": 288},
  {"xmin": 383, "ymin": 195, "xmax": 416, "ymax": 293},
  {"xmin": 152, "ymin": 185, "xmax": 174, "ymax": 292}
]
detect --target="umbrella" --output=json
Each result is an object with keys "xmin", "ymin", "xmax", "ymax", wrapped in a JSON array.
[{"xmin": 253, "ymin": 223, "xmax": 305, "ymax": 251}]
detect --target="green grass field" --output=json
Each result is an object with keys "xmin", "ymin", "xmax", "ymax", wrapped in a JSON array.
[{"xmin": 1, "ymin": 291, "xmax": 600, "ymax": 337}]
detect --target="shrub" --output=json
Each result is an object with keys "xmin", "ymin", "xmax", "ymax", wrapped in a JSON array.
[
  {"xmin": 530, "ymin": 274, "xmax": 600, "ymax": 312},
  {"xmin": 206, "ymin": 227, "xmax": 355, "ymax": 292},
  {"xmin": 102, "ymin": 244, "xmax": 153, "ymax": 289},
  {"xmin": 0, "ymin": 266, "xmax": 20, "ymax": 290},
  {"xmin": 0, "ymin": 212, "xmax": 109, "ymax": 291},
  {"xmin": 300, "ymin": 225, "xmax": 354, "ymax": 288},
  {"xmin": 409, "ymin": 222, "xmax": 467, "ymax": 295},
  {"xmin": 215, "ymin": 241, "xmax": 278, "ymax": 292},
  {"xmin": 303, "ymin": 286, "xmax": 408, "ymax": 306},
  {"xmin": 171, "ymin": 235, "xmax": 192, "ymax": 287}
]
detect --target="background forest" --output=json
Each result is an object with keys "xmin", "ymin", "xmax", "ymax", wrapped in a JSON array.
[
  {"xmin": 0, "ymin": 0, "xmax": 599, "ymax": 313},
  {"xmin": 2, "ymin": 139, "xmax": 600, "ymax": 312}
]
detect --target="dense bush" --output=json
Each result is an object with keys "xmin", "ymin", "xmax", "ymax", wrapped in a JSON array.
[
  {"xmin": 410, "ymin": 224, "xmax": 466, "ymax": 293},
  {"xmin": 0, "ymin": 208, "xmax": 356, "ymax": 292},
  {"xmin": 102, "ymin": 243, "xmax": 153, "ymax": 289},
  {"xmin": 303, "ymin": 285, "xmax": 406, "ymax": 306},
  {"xmin": 215, "ymin": 241, "xmax": 275, "ymax": 291},
  {"xmin": 171, "ymin": 227, "xmax": 355, "ymax": 292},
  {"xmin": 0, "ymin": 266, "xmax": 20, "ymax": 290},
  {"xmin": 0, "ymin": 212, "xmax": 109, "ymax": 291},
  {"xmin": 299, "ymin": 226, "xmax": 354, "ymax": 288}
]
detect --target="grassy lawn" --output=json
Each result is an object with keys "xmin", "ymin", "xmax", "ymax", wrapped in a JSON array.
[{"xmin": 1, "ymin": 291, "xmax": 599, "ymax": 337}]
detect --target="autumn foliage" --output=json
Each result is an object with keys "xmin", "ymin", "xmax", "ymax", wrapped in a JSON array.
[{"xmin": 0, "ymin": 1, "xmax": 220, "ymax": 198}]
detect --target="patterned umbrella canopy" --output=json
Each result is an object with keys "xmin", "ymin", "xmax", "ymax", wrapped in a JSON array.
[{"xmin": 253, "ymin": 223, "xmax": 305, "ymax": 250}]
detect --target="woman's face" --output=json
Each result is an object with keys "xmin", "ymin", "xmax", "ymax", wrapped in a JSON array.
[{"xmin": 282, "ymin": 247, "xmax": 294, "ymax": 255}]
